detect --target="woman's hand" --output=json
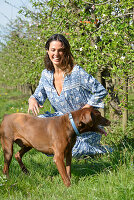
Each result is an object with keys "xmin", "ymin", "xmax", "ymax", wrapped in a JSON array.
[
  {"xmin": 28, "ymin": 97, "xmax": 42, "ymax": 116},
  {"xmin": 82, "ymin": 104, "xmax": 92, "ymax": 109}
]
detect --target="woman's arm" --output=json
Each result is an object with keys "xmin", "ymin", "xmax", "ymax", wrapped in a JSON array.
[
  {"xmin": 80, "ymin": 67, "xmax": 107, "ymax": 108},
  {"xmin": 28, "ymin": 70, "xmax": 47, "ymax": 115}
]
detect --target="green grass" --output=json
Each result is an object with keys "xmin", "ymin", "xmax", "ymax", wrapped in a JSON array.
[{"xmin": 0, "ymin": 88, "xmax": 134, "ymax": 200}]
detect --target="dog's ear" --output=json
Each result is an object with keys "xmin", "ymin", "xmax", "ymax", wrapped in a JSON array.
[{"xmin": 80, "ymin": 110, "xmax": 93, "ymax": 127}]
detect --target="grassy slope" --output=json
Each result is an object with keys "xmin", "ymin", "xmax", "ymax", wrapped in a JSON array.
[{"xmin": 0, "ymin": 88, "xmax": 134, "ymax": 200}]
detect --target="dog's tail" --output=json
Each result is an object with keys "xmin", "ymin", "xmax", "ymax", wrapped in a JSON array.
[
  {"xmin": 0, "ymin": 114, "xmax": 10, "ymax": 139},
  {"xmin": 0, "ymin": 114, "xmax": 7, "ymax": 138}
]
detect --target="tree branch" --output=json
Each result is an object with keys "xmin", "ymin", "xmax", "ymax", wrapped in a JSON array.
[{"xmin": 89, "ymin": 12, "xmax": 133, "ymax": 35}]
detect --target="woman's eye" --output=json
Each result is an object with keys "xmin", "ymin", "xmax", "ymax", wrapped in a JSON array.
[
  {"xmin": 50, "ymin": 48, "xmax": 64, "ymax": 53},
  {"xmin": 59, "ymin": 49, "xmax": 65, "ymax": 53}
]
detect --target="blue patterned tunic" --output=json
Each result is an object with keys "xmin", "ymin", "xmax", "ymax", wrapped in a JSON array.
[{"xmin": 30, "ymin": 65, "xmax": 111, "ymax": 158}]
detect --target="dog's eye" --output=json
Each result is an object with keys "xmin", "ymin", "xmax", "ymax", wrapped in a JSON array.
[
  {"xmin": 93, "ymin": 109, "xmax": 101, "ymax": 116},
  {"xmin": 91, "ymin": 112, "xmax": 94, "ymax": 120}
]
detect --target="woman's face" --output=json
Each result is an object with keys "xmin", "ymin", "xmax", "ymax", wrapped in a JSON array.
[{"xmin": 47, "ymin": 40, "xmax": 65, "ymax": 68}]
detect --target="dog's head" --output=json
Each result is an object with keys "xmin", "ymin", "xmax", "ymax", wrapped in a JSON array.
[{"xmin": 78, "ymin": 107, "xmax": 111, "ymax": 135}]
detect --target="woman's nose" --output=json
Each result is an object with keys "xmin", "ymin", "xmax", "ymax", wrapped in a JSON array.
[{"xmin": 55, "ymin": 50, "xmax": 59, "ymax": 56}]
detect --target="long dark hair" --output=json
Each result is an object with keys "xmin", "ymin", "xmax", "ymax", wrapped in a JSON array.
[{"xmin": 44, "ymin": 34, "xmax": 74, "ymax": 74}]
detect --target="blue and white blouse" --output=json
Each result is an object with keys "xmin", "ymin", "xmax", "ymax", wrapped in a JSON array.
[
  {"xmin": 31, "ymin": 65, "xmax": 107, "ymax": 112},
  {"xmin": 30, "ymin": 65, "xmax": 112, "ymax": 158}
]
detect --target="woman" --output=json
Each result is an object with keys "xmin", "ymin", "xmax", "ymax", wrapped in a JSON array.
[{"xmin": 28, "ymin": 34, "xmax": 110, "ymax": 158}]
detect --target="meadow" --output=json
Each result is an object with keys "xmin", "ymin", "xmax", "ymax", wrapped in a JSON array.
[{"xmin": 0, "ymin": 88, "xmax": 134, "ymax": 200}]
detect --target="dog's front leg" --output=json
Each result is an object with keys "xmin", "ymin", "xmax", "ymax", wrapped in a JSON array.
[
  {"xmin": 54, "ymin": 153, "xmax": 71, "ymax": 187},
  {"xmin": 66, "ymin": 151, "xmax": 72, "ymax": 179}
]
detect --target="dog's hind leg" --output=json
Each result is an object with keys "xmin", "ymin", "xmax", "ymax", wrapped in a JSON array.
[
  {"xmin": 1, "ymin": 137, "xmax": 13, "ymax": 177},
  {"xmin": 15, "ymin": 146, "xmax": 32, "ymax": 174}
]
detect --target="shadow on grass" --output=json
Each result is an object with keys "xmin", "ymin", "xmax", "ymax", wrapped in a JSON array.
[{"xmin": 0, "ymin": 136, "xmax": 133, "ymax": 186}]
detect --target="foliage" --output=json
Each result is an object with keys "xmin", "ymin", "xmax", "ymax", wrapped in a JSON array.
[
  {"xmin": 0, "ymin": 0, "xmax": 133, "ymax": 83},
  {"xmin": 0, "ymin": 0, "xmax": 134, "ymax": 123}
]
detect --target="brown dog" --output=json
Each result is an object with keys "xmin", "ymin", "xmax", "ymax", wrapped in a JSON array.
[{"xmin": 0, "ymin": 107, "xmax": 110, "ymax": 187}]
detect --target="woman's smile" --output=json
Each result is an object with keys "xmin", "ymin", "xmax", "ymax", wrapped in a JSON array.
[{"xmin": 47, "ymin": 41, "xmax": 65, "ymax": 68}]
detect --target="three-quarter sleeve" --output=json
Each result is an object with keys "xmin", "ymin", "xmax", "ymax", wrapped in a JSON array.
[
  {"xmin": 79, "ymin": 67, "xmax": 107, "ymax": 108},
  {"xmin": 29, "ymin": 70, "xmax": 47, "ymax": 106}
]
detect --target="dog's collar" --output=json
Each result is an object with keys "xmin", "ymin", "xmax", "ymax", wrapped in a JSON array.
[{"xmin": 68, "ymin": 113, "xmax": 80, "ymax": 136}]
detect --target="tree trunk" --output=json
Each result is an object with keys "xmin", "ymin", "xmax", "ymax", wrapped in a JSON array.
[
  {"xmin": 122, "ymin": 73, "xmax": 128, "ymax": 132},
  {"xmin": 97, "ymin": 70, "xmax": 105, "ymax": 117},
  {"xmin": 102, "ymin": 68, "xmax": 122, "ymax": 116}
]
